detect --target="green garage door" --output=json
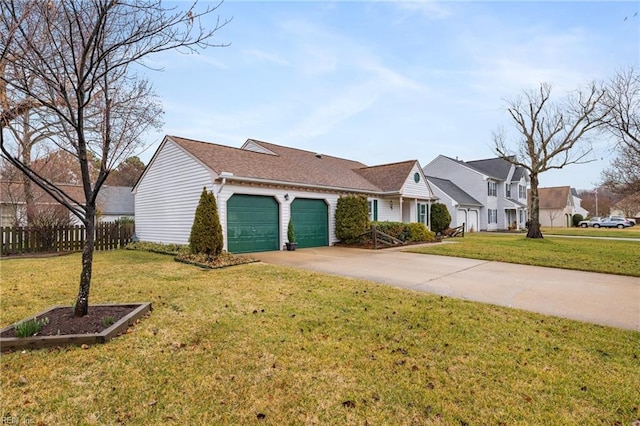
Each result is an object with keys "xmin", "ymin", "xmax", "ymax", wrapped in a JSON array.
[
  {"xmin": 291, "ymin": 198, "xmax": 329, "ymax": 248},
  {"xmin": 227, "ymin": 195, "xmax": 279, "ymax": 253}
]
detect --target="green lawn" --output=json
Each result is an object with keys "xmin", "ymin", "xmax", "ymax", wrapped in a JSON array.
[
  {"xmin": 407, "ymin": 233, "xmax": 640, "ymax": 277},
  {"xmin": 1, "ymin": 251, "xmax": 639, "ymax": 425},
  {"xmin": 541, "ymin": 226, "xmax": 640, "ymax": 239}
]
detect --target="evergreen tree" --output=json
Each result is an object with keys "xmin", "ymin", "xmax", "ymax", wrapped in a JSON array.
[
  {"xmin": 430, "ymin": 203, "xmax": 451, "ymax": 234},
  {"xmin": 189, "ymin": 187, "xmax": 223, "ymax": 256}
]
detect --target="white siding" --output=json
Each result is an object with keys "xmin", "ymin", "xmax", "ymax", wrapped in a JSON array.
[
  {"xmin": 135, "ymin": 140, "xmax": 212, "ymax": 244},
  {"xmin": 401, "ymin": 164, "xmax": 432, "ymax": 199},
  {"xmin": 375, "ymin": 197, "xmax": 403, "ymax": 222},
  {"xmin": 217, "ymin": 184, "xmax": 340, "ymax": 250}
]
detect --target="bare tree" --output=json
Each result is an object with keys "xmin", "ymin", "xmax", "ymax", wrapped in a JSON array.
[
  {"xmin": 494, "ymin": 83, "xmax": 608, "ymax": 238},
  {"xmin": 0, "ymin": 0, "xmax": 229, "ymax": 316},
  {"xmin": 600, "ymin": 67, "xmax": 640, "ymax": 197}
]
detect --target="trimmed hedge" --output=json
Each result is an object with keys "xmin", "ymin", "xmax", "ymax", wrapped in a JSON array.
[
  {"xmin": 373, "ymin": 221, "xmax": 436, "ymax": 243},
  {"xmin": 335, "ymin": 195, "xmax": 370, "ymax": 244}
]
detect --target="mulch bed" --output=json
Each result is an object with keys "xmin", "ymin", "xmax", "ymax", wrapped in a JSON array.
[{"xmin": 0, "ymin": 305, "xmax": 135, "ymax": 338}]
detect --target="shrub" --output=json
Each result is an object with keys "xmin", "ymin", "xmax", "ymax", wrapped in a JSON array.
[
  {"xmin": 335, "ymin": 195, "xmax": 369, "ymax": 244},
  {"xmin": 115, "ymin": 216, "xmax": 135, "ymax": 225},
  {"xmin": 373, "ymin": 221, "xmax": 407, "ymax": 241},
  {"xmin": 287, "ymin": 219, "xmax": 296, "ymax": 243},
  {"xmin": 189, "ymin": 187, "xmax": 223, "ymax": 256},
  {"xmin": 572, "ymin": 213, "xmax": 584, "ymax": 227},
  {"xmin": 373, "ymin": 221, "xmax": 436, "ymax": 243},
  {"xmin": 126, "ymin": 241, "xmax": 189, "ymax": 256},
  {"xmin": 406, "ymin": 222, "xmax": 435, "ymax": 242},
  {"xmin": 430, "ymin": 203, "xmax": 451, "ymax": 234}
]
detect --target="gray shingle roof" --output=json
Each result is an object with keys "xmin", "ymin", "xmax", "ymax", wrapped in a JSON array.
[
  {"xmin": 465, "ymin": 157, "xmax": 515, "ymax": 180},
  {"xmin": 426, "ymin": 176, "xmax": 483, "ymax": 206}
]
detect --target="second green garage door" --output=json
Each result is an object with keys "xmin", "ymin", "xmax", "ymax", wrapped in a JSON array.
[
  {"xmin": 291, "ymin": 198, "xmax": 329, "ymax": 248},
  {"xmin": 227, "ymin": 195, "xmax": 279, "ymax": 253}
]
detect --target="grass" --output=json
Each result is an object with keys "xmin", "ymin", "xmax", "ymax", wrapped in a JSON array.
[
  {"xmin": 1, "ymin": 251, "xmax": 639, "ymax": 425},
  {"xmin": 408, "ymin": 233, "xmax": 640, "ymax": 277},
  {"xmin": 541, "ymin": 226, "xmax": 640, "ymax": 239}
]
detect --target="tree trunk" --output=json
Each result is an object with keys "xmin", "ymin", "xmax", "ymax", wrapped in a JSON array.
[
  {"xmin": 74, "ymin": 208, "xmax": 95, "ymax": 317},
  {"xmin": 526, "ymin": 174, "xmax": 544, "ymax": 239}
]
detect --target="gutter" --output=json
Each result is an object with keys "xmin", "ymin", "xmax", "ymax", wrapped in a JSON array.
[{"xmin": 214, "ymin": 175, "xmax": 401, "ymax": 197}]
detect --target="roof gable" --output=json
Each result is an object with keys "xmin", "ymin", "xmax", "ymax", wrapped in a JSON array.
[
  {"xmin": 538, "ymin": 186, "xmax": 572, "ymax": 209},
  {"xmin": 355, "ymin": 160, "xmax": 417, "ymax": 192}
]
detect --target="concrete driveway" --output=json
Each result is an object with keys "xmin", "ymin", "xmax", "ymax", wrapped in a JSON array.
[{"xmin": 251, "ymin": 246, "xmax": 640, "ymax": 332}]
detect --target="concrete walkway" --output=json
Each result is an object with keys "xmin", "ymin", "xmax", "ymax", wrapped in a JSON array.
[{"xmin": 251, "ymin": 246, "xmax": 640, "ymax": 332}]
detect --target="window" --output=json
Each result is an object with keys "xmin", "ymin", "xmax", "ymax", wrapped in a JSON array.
[
  {"xmin": 414, "ymin": 172, "xmax": 421, "ymax": 183},
  {"xmin": 417, "ymin": 203, "xmax": 428, "ymax": 225},
  {"xmin": 488, "ymin": 181, "xmax": 497, "ymax": 197},
  {"xmin": 519, "ymin": 210, "xmax": 524, "ymax": 224},
  {"xmin": 505, "ymin": 183, "xmax": 511, "ymax": 198},
  {"xmin": 368, "ymin": 200, "xmax": 378, "ymax": 221},
  {"xmin": 519, "ymin": 185, "xmax": 526, "ymax": 199},
  {"xmin": 488, "ymin": 209, "xmax": 497, "ymax": 224}
]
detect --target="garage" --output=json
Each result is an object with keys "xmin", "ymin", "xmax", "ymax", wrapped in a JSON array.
[
  {"xmin": 291, "ymin": 198, "xmax": 329, "ymax": 248},
  {"xmin": 468, "ymin": 210, "xmax": 479, "ymax": 232},
  {"xmin": 457, "ymin": 209, "xmax": 468, "ymax": 230},
  {"xmin": 227, "ymin": 195, "xmax": 279, "ymax": 253}
]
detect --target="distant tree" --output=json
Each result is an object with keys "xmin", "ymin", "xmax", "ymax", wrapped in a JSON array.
[
  {"xmin": 600, "ymin": 67, "xmax": 640, "ymax": 197},
  {"xmin": 106, "ymin": 156, "xmax": 145, "ymax": 187},
  {"xmin": 613, "ymin": 194, "xmax": 640, "ymax": 217},
  {"xmin": 429, "ymin": 203, "xmax": 451, "ymax": 233},
  {"xmin": 494, "ymin": 83, "xmax": 608, "ymax": 239},
  {"xmin": 189, "ymin": 187, "xmax": 223, "ymax": 257},
  {"xmin": 0, "ymin": 0, "xmax": 229, "ymax": 316},
  {"xmin": 577, "ymin": 187, "xmax": 617, "ymax": 217}
]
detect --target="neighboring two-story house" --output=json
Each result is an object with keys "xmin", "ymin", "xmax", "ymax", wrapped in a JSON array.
[
  {"xmin": 424, "ymin": 155, "xmax": 529, "ymax": 231},
  {"xmin": 536, "ymin": 186, "xmax": 589, "ymax": 228}
]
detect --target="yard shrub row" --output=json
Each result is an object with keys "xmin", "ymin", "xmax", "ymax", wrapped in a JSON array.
[{"xmin": 373, "ymin": 221, "xmax": 436, "ymax": 242}]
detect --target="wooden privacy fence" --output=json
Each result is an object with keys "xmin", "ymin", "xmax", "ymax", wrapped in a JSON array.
[{"xmin": 1, "ymin": 223, "xmax": 135, "ymax": 256}]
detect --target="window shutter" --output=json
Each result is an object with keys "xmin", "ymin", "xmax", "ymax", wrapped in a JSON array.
[{"xmin": 373, "ymin": 200, "xmax": 378, "ymax": 221}]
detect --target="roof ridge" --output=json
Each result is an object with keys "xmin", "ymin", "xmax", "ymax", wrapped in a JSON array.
[{"xmin": 358, "ymin": 159, "xmax": 416, "ymax": 170}]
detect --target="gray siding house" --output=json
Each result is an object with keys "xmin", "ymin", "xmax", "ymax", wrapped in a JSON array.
[{"xmin": 424, "ymin": 155, "xmax": 529, "ymax": 231}]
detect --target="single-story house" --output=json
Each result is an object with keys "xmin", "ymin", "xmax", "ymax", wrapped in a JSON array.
[{"xmin": 133, "ymin": 136, "xmax": 437, "ymax": 253}]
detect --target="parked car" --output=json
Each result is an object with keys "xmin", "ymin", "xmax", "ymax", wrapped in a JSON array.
[
  {"xmin": 578, "ymin": 217, "xmax": 602, "ymax": 228},
  {"xmin": 626, "ymin": 218, "xmax": 636, "ymax": 226},
  {"xmin": 593, "ymin": 216, "xmax": 633, "ymax": 228}
]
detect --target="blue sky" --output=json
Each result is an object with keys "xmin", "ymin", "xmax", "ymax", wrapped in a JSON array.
[{"xmin": 140, "ymin": 1, "xmax": 639, "ymax": 190}]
